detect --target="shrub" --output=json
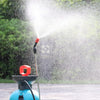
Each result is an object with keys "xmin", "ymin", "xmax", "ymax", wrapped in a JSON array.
[{"xmin": 0, "ymin": 18, "xmax": 34, "ymax": 79}]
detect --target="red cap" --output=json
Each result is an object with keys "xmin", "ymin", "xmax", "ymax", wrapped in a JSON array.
[
  {"xmin": 20, "ymin": 65, "xmax": 31, "ymax": 76},
  {"xmin": 35, "ymin": 38, "xmax": 39, "ymax": 43}
]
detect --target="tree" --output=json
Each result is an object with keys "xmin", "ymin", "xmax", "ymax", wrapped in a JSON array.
[
  {"xmin": 0, "ymin": 0, "xmax": 25, "ymax": 19},
  {"xmin": 0, "ymin": 19, "xmax": 34, "ymax": 79}
]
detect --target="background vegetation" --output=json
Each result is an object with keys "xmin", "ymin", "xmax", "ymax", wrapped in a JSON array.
[
  {"xmin": 0, "ymin": 0, "xmax": 100, "ymax": 83},
  {"xmin": 0, "ymin": 0, "xmax": 35, "ymax": 79}
]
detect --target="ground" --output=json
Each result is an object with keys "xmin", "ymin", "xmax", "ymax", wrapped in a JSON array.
[{"xmin": 0, "ymin": 83, "xmax": 100, "ymax": 100}]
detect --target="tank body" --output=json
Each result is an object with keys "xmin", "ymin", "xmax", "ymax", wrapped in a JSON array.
[{"xmin": 10, "ymin": 89, "xmax": 39, "ymax": 100}]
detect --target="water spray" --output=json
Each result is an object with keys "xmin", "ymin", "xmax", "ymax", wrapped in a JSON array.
[{"xmin": 10, "ymin": 38, "xmax": 40, "ymax": 100}]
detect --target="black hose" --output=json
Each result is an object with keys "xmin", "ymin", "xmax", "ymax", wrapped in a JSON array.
[{"xmin": 24, "ymin": 80, "xmax": 35, "ymax": 100}]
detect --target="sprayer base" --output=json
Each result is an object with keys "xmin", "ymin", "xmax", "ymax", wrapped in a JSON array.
[{"xmin": 12, "ymin": 75, "xmax": 38, "ymax": 82}]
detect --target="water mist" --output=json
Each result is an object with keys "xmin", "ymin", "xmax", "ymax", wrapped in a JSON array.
[{"xmin": 25, "ymin": 0, "xmax": 100, "ymax": 82}]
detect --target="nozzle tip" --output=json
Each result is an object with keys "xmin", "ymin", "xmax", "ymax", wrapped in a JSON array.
[{"xmin": 35, "ymin": 38, "xmax": 40, "ymax": 43}]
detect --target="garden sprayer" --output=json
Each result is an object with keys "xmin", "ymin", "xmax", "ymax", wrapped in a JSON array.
[{"xmin": 10, "ymin": 38, "xmax": 40, "ymax": 100}]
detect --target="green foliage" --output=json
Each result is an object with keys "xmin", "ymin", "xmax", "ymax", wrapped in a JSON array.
[
  {"xmin": 0, "ymin": 0, "xmax": 25, "ymax": 19},
  {"xmin": 56, "ymin": 0, "xmax": 82, "ymax": 6},
  {"xmin": 0, "ymin": 78, "xmax": 15, "ymax": 83},
  {"xmin": 0, "ymin": 18, "xmax": 33, "ymax": 79},
  {"xmin": 56, "ymin": 0, "xmax": 100, "ymax": 8}
]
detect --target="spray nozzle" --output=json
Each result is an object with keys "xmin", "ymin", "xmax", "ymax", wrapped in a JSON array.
[
  {"xmin": 33, "ymin": 38, "xmax": 40, "ymax": 54},
  {"xmin": 35, "ymin": 38, "xmax": 39, "ymax": 43}
]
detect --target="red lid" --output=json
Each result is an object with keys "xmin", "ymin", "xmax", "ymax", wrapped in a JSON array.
[{"xmin": 19, "ymin": 65, "xmax": 31, "ymax": 76}]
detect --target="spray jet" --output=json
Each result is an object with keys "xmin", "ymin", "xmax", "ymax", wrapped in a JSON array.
[{"xmin": 33, "ymin": 38, "xmax": 40, "ymax": 54}]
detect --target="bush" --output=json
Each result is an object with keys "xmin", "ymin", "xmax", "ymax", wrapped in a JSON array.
[
  {"xmin": 0, "ymin": 0, "xmax": 25, "ymax": 19},
  {"xmin": 0, "ymin": 18, "xmax": 34, "ymax": 79}
]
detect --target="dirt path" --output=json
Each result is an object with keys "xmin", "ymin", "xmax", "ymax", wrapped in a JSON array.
[{"xmin": 0, "ymin": 83, "xmax": 100, "ymax": 100}]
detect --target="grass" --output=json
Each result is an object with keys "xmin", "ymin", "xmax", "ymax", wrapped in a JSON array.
[
  {"xmin": 0, "ymin": 79, "xmax": 15, "ymax": 83},
  {"xmin": 1, "ymin": 78, "xmax": 100, "ymax": 84},
  {"xmin": 38, "ymin": 79, "xmax": 100, "ymax": 84}
]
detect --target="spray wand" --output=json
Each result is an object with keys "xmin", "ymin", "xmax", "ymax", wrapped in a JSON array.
[
  {"xmin": 33, "ymin": 38, "xmax": 39, "ymax": 75},
  {"xmin": 33, "ymin": 38, "xmax": 40, "ymax": 54},
  {"xmin": 33, "ymin": 38, "xmax": 40, "ymax": 100}
]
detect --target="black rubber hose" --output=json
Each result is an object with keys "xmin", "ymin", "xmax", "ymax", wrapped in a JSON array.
[{"xmin": 24, "ymin": 80, "xmax": 35, "ymax": 100}]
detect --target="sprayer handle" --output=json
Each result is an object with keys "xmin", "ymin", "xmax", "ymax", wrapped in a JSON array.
[
  {"xmin": 33, "ymin": 38, "xmax": 39, "ymax": 54},
  {"xmin": 33, "ymin": 47, "xmax": 37, "ymax": 54}
]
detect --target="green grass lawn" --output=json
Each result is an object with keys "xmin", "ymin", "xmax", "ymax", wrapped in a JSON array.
[
  {"xmin": 38, "ymin": 79, "xmax": 100, "ymax": 84},
  {"xmin": 0, "ymin": 79, "xmax": 15, "ymax": 83},
  {"xmin": 1, "ymin": 78, "xmax": 100, "ymax": 84}
]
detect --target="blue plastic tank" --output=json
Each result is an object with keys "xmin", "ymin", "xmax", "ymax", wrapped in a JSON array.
[{"xmin": 10, "ymin": 89, "xmax": 39, "ymax": 100}]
